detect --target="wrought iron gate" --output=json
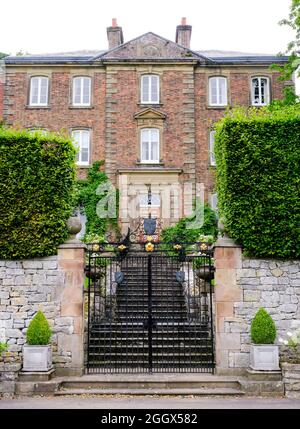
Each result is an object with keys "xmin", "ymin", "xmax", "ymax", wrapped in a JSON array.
[{"xmin": 86, "ymin": 239, "xmax": 215, "ymax": 373}]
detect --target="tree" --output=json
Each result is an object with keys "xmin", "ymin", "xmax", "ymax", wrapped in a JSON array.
[
  {"xmin": 272, "ymin": 0, "xmax": 300, "ymax": 104},
  {"xmin": 0, "ymin": 52, "xmax": 8, "ymax": 59}
]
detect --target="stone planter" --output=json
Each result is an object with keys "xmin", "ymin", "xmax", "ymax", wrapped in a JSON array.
[
  {"xmin": 250, "ymin": 344, "xmax": 280, "ymax": 371},
  {"xmin": 281, "ymin": 363, "xmax": 300, "ymax": 399},
  {"xmin": 23, "ymin": 345, "xmax": 52, "ymax": 372}
]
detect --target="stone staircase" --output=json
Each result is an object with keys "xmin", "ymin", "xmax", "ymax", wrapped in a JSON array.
[{"xmin": 87, "ymin": 257, "xmax": 214, "ymax": 372}]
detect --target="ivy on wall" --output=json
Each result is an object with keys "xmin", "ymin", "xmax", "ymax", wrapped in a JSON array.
[
  {"xmin": 0, "ymin": 128, "xmax": 76, "ymax": 259},
  {"xmin": 75, "ymin": 161, "xmax": 119, "ymax": 242},
  {"xmin": 214, "ymin": 105, "xmax": 300, "ymax": 258}
]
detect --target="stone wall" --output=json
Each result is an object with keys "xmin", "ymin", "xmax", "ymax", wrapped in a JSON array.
[
  {"xmin": 282, "ymin": 362, "xmax": 300, "ymax": 398},
  {"xmin": 232, "ymin": 258, "xmax": 300, "ymax": 368},
  {"xmin": 0, "ymin": 240, "xmax": 85, "ymax": 395},
  {"xmin": 214, "ymin": 238, "xmax": 300, "ymax": 374}
]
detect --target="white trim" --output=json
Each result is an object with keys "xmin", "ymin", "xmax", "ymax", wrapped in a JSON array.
[
  {"xmin": 209, "ymin": 76, "xmax": 227, "ymax": 106},
  {"xmin": 72, "ymin": 76, "xmax": 91, "ymax": 106},
  {"xmin": 72, "ymin": 129, "xmax": 90, "ymax": 166},
  {"xmin": 209, "ymin": 130, "xmax": 216, "ymax": 166},
  {"xmin": 141, "ymin": 75, "xmax": 160, "ymax": 104},
  {"xmin": 140, "ymin": 128, "xmax": 160, "ymax": 163},
  {"xmin": 210, "ymin": 193, "xmax": 218, "ymax": 211},
  {"xmin": 29, "ymin": 76, "xmax": 49, "ymax": 106},
  {"xmin": 251, "ymin": 76, "xmax": 270, "ymax": 106}
]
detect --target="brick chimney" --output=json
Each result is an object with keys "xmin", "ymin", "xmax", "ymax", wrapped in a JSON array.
[
  {"xmin": 107, "ymin": 18, "xmax": 124, "ymax": 50},
  {"xmin": 175, "ymin": 17, "xmax": 192, "ymax": 49}
]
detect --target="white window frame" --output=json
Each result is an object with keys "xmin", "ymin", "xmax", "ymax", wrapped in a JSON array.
[
  {"xmin": 72, "ymin": 76, "xmax": 92, "ymax": 106},
  {"xmin": 140, "ymin": 128, "xmax": 160, "ymax": 164},
  {"xmin": 210, "ymin": 193, "xmax": 218, "ymax": 211},
  {"xmin": 251, "ymin": 76, "xmax": 270, "ymax": 106},
  {"xmin": 209, "ymin": 130, "xmax": 216, "ymax": 166},
  {"xmin": 72, "ymin": 129, "xmax": 90, "ymax": 166},
  {"xmin": 141, "ymin": 75, "xmax": 160, "ymax": 104},
  {"xmin": 28, "ymin": 128, "xmax": 48, "ymax": 135},
  {"xmin": 209, "ymin": 76, "xmax": 228, "ymax": 106},
  {"xmin": 139, "ymin": 194, "xmax": 161, "ymax": 207},
  {"xmin": 29, "ymin": 76, "xmax": 49, "ymax": 106}
]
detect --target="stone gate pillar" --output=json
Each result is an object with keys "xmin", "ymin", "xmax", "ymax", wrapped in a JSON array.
[
  {"xmin": 214, "ymin": 236, "xmax": 243, "ymax": 374},
  {"xmin": 57, "ymin": 239, "xmax": 86, "ymax": 376}
]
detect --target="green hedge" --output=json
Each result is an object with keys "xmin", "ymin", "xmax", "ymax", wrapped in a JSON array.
[
  {"xmin": 214, "ymin": 106, "xmax": 300, "ymax": 258},
  {"xmin": 0, "ymin": 128, "xmax": 76, "ymax": 259}
]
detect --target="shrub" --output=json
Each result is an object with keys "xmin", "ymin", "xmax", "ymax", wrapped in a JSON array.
[
  {"xmin": 250, "ymin": 308, "xmax": 277, "ymax": 344},
  {"xmin": 214, "ymin": 105, "xmax": 300, "ymax": 258},
  {"xmin": 0, "ymin": 128, "xmax": 76, "ymax": 259},
  {"xmin": 160, "ymin": 203, "xmax": 218, "ymax": 244},
  {"xmin": 26, "ymin": 310, "xmax": 52, "ymax": 345},
  {"xmin": 0, "ymin": 342, "xmax": 7, "ymax": 353}
]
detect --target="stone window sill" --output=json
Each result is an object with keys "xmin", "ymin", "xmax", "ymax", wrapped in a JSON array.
[
  {"xmin": 25, "ymin": 105, "xmax": 51, "ymax": 110},
  {"xmin": 69, "ymin": 105, "xmax": 94, "ymax": 109},
  {"xmin": 136, "ymin": 162, "xmax": 165, "ymax": 167},
  {"xmin": 77, "ymin": 164, "xmax": 91, "ymax": 169},
  {"xmin": 137, "ymin": 103, "xmax": 164, "ymax": 108},
  {"xmin": 206, "ymin": 105, "xmax": 229, "ymax": 110}
]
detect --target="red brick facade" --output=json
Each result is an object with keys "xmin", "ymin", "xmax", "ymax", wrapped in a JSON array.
[{"xmin": 3, "ymin": 23, "xmax": 288, "ymax": 225}]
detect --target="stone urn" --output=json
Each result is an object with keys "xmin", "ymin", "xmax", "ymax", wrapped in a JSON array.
[{"xmin": 67, "ymin": 216, "xmax": 82, "ymax": 239}]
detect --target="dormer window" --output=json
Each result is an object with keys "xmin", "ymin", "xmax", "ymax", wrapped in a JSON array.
[
  {"xmin": 141, "ymin": 75, "xmax": 159, "ymax": 104},
  {"xmin": 251, "ymin": 77, "xmax": 270, "ymax": 106},
  {"xmin": 72, "ymin": 77, "xmax": 91, "ymax": 106},
  {"xmin": 29, "ymin": 76, "xmax": 49, "ymax": 106},
  {"xmin": 209, "ymin": 77, "xmax": 227, "ymax": 106}
]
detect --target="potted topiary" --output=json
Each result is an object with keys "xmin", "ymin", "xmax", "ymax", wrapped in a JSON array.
[
  {"xmin": 250, "ymin": 307, "xmax": 279, "ymax": 371},
  {"xmin": 23, "ymin": 310, "xmax": 53, "ymax": 372}
]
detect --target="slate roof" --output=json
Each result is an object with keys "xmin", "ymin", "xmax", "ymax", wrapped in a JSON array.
[{"xmin": 4, "ymin": 32, "xmax": 289, "ymax": 65}]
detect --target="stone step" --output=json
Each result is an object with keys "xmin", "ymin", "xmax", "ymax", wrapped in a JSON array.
[
  {"xmin": 54, "ymin": 374, "xmax": 242, "ymax": 396},
  {"xmin": 54, "ymin": 387, "xmax": 243, "ymax": 396}
]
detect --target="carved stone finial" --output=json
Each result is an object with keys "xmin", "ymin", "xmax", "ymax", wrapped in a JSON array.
[{"xmin": 67, "ymin": 216, "xmax": 82, "ymax": 240}]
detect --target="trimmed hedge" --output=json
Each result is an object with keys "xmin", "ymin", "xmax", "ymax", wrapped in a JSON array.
[
  {"xmin": 251, "ymin": 308, "xmax": 276, "ymax": 344},
  {"xmin": 214, "ymin": 106, "xmax": 300, "ymax": 258},
  {"xmin": 26, "ymin": 310, "xmax": 52, "ymax": 345},
  {"xmin": 0, "ymin": 128, "xmax": 76, "ymax": 259}
]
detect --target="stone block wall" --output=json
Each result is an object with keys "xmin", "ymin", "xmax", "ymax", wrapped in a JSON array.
[
  {"xmin": 214, "ymin": 238, "xmax": 300, "ymax": 374},
  {"xmin": 0, "ymin": 241, "xmax": 85, "ymax": 395}
]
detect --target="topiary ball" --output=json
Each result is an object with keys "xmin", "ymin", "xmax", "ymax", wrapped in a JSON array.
[
  {"xmin": 26, "ymin": 310, "xmax": 52, "ymax": 345},
  {"xmin": 250, "ymin": 307, "xmax": 277, "ymax": 344}
]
